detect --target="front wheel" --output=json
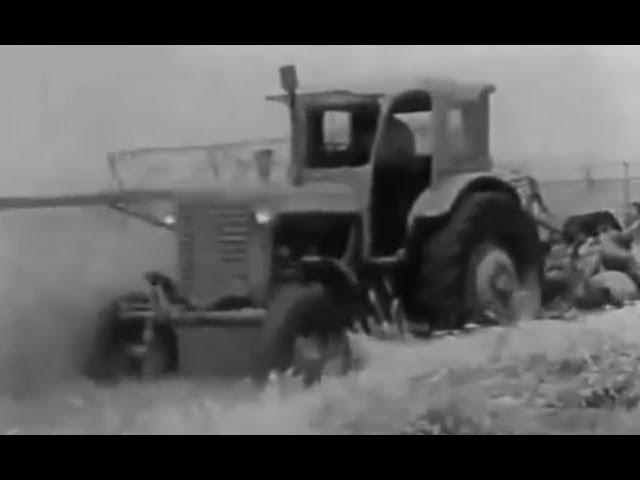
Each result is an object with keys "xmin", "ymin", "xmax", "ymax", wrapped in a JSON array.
[
  {"xmin": 414, "ymin": 191, "xmax": 543, "ymax": 329},
  {"xmin": 253, "ymin": 283, "xmax": 355, "ymax": 387},
  {"xmin": 84, "ymin": 293, "xmax": 177, "ymax": 383}
]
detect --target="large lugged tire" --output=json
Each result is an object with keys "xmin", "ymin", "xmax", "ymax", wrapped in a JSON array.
[
  {"xmin": 253, "ymin": 283, "xmax": 354, "ymax": 387},
  {"xmin": 84, "ymin": 292, "xmax": 178, "ymax": 383},
  {"xmin": 415, "ymin": 191, "xmax": 543, "ymax": 329}
]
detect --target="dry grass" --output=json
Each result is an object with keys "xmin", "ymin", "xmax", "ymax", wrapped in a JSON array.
[{"xmin": 2, "ymin": 309, "xmax": 640, "ymax": 434}]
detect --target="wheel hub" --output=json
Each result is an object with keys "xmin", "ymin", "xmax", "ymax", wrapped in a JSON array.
[{"xmin": 474, "ymin": 246, "xmax": 520, "ymax": 323}]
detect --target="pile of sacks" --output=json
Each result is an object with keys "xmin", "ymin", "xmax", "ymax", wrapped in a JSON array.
[
  {"xmin": 499, "ymin": 169, "xmax": 640, "ymax": 317},
  {"xmin": 542, "ymin": 212, "xmax": 640, "ymax": 317}
]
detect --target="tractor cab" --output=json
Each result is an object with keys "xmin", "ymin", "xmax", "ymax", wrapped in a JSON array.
[{"xmin": 267, "ymin": 68, "xmax": 496, "ymax": 256}]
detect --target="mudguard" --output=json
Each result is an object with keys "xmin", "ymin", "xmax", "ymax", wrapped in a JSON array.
[
  {"xmin": 296, "ymin": 256, "xmax": 360, "ymax": 295},
  {"xmin": 294, "ymin": 256, "xmax": 370, "ymax": 333},
  {"xmin": 407, "ymin": 172, "xmax": 519, "ymax": 229}
]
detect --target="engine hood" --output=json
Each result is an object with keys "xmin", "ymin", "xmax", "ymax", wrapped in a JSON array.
[{"xmin": 176, "ymin": 181, "xmax": 361, "ymax": 214}]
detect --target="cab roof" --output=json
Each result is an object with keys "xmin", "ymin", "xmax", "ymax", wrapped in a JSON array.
[{"xmin": 266, "ymin": 76, "xmax": 496, "ymax": 105}]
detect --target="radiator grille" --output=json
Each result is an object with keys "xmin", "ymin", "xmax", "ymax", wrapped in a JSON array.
[
  {"xmin": 217, "ymin": 209, "xmax": 250, "ymax": 263},
  {"xmin": 177, "ymin": 204, "xmax": 251, "ymax": 303}
]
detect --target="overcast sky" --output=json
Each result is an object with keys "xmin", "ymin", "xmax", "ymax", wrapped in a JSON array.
[{"xmin": 0, "ymin": 45, "xmax": 639, "ymax": 193}]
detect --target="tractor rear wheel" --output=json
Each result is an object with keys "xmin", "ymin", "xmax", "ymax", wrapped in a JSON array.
[
  {"xmin": 254, "ymin": 283, "xmax": 354, "ymax": 387},
  {"xmin": 415, "ymin": 191, "xmax": 543, "ymax": 330}
]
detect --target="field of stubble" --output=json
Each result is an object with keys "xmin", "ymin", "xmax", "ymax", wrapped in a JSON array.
[{"xmin": 4, "ymin": 208, "xmax": 640, "ymax": 434}]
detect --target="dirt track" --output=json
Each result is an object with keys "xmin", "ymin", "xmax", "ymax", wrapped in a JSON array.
[{"xmin": 3, "ymin": 308, "xmax": 640, "ymax": 434}]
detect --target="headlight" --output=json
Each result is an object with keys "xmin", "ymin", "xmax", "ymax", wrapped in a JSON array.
[
  {"xmin": 163, "ymin": 213, "xmax": 177, "ymax": 226},
  {"xmin": 254, "ymin": 208, "xmax": 273, "ymax": 225}
]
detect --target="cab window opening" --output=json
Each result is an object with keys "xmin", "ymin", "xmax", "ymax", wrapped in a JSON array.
[{"xmin": 306, "ymin": 104, "xmax": 379, "ymax": 169}]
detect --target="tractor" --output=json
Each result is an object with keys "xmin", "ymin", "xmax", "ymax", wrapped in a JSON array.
[{"xmin": 0, "ymin": 65, "xmax": 544, "ymax": 386}]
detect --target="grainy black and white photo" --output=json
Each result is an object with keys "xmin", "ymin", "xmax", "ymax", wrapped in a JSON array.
[{"xmin": 2, "ymin": 45, "xmax": 640, "ymax": 435}]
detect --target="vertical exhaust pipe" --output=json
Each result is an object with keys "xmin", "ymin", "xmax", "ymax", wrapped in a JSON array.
[{"xmin": 279, "ymin": 65, "xmax": 302, "ymax": 186}]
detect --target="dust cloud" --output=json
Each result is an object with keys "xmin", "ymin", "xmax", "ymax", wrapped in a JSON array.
[
  {"xmin": 0, "ymin": 45, "xmax": 638, "ymax": 399},
  {"xmin": 0, "ymin": 209, "xmax": 173, "ymax": 395}
]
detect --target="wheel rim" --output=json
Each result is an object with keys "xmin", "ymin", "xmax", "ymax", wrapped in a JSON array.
[{"xmin": 473, "ymin": 245, "xmax": 520, "ymax": 323}]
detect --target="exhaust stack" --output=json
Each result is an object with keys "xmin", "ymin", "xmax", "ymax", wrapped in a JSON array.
[{"xmin": 279, "ymin": 65, "xmax": 302, "ymax": 186}]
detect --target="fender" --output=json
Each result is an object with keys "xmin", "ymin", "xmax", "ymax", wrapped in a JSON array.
[
  {"xmin": 407, "ymin": 172, "xmax": 519, "ymax": 230},
  {"xmin": 296, "ymin": 256, "xmax": 360, "ymax": 296},
  {"xmin": 295, "ymin": 255, "xmax": 367, "ymax": 330}
]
